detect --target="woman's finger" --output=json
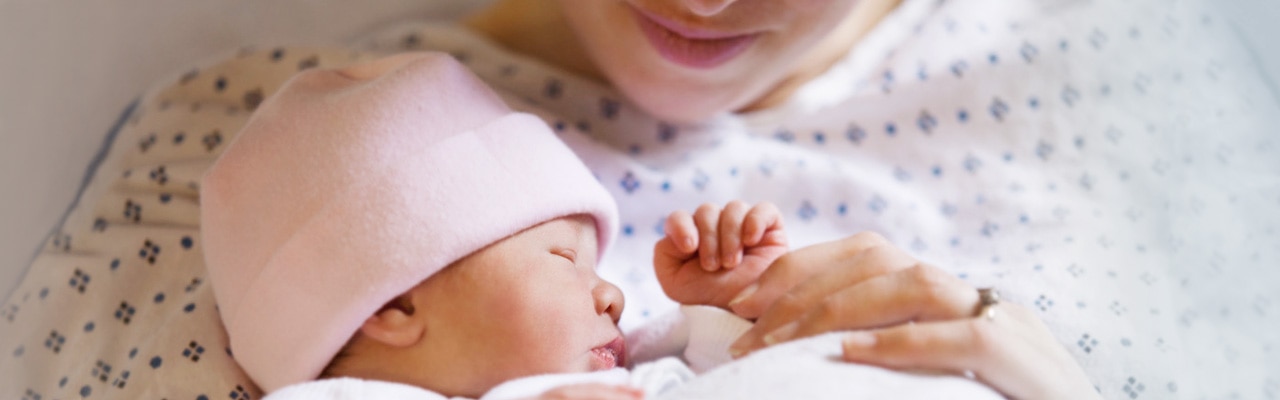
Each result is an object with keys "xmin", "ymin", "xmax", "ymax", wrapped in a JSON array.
[
  {"xmin": 742, "ymin": 243, "xmax": 915, "ymax": 330},
  {"xmin": 718, "ymin": 200, "xmax": 750, "ymax": 268},
  {"xmin": 664, "ymin": 211, "xmax": 698, "ymax": 253},
  {"xmin": 841, "ymin": 303, "xmax": 1099, "ymax": 400},
  {"xmin": 728, "ymin": 232, "xmax": 894, "ymax": 320},
  {"xmin": 842, "ymin": 319, "xmax": 988, "ymax": 374},
  {"xmin": 759, "ymin": 263, "xmax": 980, "ymax": 347},
  {"xmin": 741, "ymin": 202, "xmax": 782, "ymax": 247},
  {"xmin": 730, "ymin": 234, "xmax": 919, "ymax": 356},
  {"xmin": 693, "ymin": 203, "xmax": 722, "ymax": 271}
]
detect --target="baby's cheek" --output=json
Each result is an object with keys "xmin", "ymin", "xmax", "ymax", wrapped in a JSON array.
[{"xmin": 497, "ymin": 301, "xmax": 586, "ymax": 367}]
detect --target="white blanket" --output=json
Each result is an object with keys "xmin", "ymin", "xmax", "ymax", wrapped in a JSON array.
[
  {"xmin": 266, "ymin": 334, "xmax": 1001, "ymax": 400},
  {"xmin": 265, "ymin": 307, "xmax": 999, "ymax": 400}
]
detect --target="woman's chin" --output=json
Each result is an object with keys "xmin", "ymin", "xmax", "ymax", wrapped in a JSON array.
[{"xmin": 620, "ymin": 83, "xmax": 743, "ymax": 124}]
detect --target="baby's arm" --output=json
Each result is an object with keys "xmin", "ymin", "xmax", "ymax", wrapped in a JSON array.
[{"xmin": 653, "ymin": 201, "xmax": 788, "ymax": 314}]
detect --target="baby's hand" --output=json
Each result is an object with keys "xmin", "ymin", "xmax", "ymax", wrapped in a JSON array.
[
  {"xmin": 654, "ymin": 201, "xmax": 788, "ymax": 311},
  {"xmin": 532, "ymin": 383, "xmax": 643, "ymax": 400}
]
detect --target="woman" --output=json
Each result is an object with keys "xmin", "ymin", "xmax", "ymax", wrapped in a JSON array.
[{"xmin": 452, "ymin": 0, "xmax": 1100, "ymax": 398}]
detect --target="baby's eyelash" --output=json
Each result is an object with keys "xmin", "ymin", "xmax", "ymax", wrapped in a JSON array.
[{"xmin": 552, "ymin": 248, "xmax": 578, "ymax": 262}]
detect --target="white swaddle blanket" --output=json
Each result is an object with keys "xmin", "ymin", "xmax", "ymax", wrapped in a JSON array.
[{"xmin": 264, "ymin": 306, "xmax": 1001, "ymax": 400}]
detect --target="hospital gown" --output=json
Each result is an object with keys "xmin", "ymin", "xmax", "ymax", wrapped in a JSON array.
[{"xmin": 1, "ymin": 0, "xmax": 1276, "ymax": 398}]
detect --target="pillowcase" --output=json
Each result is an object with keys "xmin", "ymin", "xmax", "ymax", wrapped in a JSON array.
[{"xmin": 0, "ymin": 46, "xmax": 378, "ymax": 400}]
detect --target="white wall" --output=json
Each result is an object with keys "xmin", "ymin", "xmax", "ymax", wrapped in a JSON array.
[{"xmin": 0, "ymin": 0, "xmax": 493, "ymax": 298}]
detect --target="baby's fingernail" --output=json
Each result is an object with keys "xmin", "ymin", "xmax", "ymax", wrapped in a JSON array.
[
  {"xmin": 842, "ymin": 331, "xmax": 877, "ymax": 350},
  {"xmin": 762, "ymin": 322, "xmax": 798, "ymax": 346},
  {"xmin": 704, "ymin": 255, "xmax": 718, "ymax": 270},
  {"xmin": 728, "ymin": 283, "xmax": 758, "ymax": 307},
  {"xmin": 683, "ymin": 237, "xmax": 696, "ymax": 251}
]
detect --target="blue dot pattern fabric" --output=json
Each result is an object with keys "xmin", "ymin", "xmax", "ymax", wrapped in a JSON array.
[
  {"xmin": 2, "ymin": 0, "xmax": 1278, "ymax": 398},
  {"xmin": 0, "ymin": 46, "xmax": 380, "ymax": 400}
]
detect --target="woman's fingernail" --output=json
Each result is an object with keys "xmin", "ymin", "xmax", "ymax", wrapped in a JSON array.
[
  {"xmin": 762, "ymin": 322, "xmax": 798, "ymax": 346},
  {"xmin": 729, "ymin": 334, "xmax": 753, "ymax": 357},
  {"xmin": 842, "ymin": 331, "xmax": 877, "ymax": 350},
  {"xmin": 728, "ymin": 283, "xmax": 758, "ymax": 307}
]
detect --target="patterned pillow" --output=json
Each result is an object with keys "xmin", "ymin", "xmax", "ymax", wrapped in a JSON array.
[{"xmin": 0, "ymin": 47, "xmax": 378, "ymax": 400}]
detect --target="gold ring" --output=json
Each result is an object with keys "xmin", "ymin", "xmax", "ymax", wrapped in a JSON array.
[{"xmin": 975, "ymin": 288, "xmax": 1000, "ymax": 320}]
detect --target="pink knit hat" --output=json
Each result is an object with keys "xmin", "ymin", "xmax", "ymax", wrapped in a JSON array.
[{"xmin": 199, "ymin": 53, "xmax": 619, "ymax": 393}]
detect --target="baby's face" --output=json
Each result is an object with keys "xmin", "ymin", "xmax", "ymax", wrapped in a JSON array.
[{"xmin": 408, "ymin": 215, "xmax": 626, "ymax": 396}]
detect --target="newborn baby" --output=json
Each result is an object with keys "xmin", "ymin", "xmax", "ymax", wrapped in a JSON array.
[{"xmin": 201, "ymin": 53, "xmax": 1002, "ymax": 400}]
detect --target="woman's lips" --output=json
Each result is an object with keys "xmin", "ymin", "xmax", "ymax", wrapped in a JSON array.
[
  {"xmin": 630, "ymin": 6, "xmax": 760, "ymax": 69},
  {"xmin": 590, "ymin": 336, "xmax": 628, "ymax": 370}
]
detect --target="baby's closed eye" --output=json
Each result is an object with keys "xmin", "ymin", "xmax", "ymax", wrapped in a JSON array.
[{"xmin": 552, "ymin": 248, "xmax": 578, "ymax": 263}]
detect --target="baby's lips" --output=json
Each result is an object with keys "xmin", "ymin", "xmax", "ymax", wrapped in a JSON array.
[
  {"xmin": 589, "ymin": 336, "xmax": 628, "ymax": 370},
  {"xmin": 609, "ymin": 336, "xmax": 629, "ymax": 367},
  {"xmin": 590, "ymin": 346, "xmax": 619, "ymax": 370}
]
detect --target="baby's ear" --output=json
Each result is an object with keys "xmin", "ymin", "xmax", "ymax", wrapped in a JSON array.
[{"xmin": 357, "ymin": 293, "xmax": 425, "ymax": 347}]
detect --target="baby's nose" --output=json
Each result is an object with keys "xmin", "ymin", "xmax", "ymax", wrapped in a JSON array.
[{"xmin": 593, "ymin": 279, "xmax": 626, "ymax": 324}]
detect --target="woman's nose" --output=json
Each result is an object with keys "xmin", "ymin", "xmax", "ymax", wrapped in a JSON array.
[
  {"xmin": 593, "ymin": 279, "xmax": 626, "ymax": 324},
  {"xmin": 682, "ymin": 0, "xmax": 740, "ymax": 17}
]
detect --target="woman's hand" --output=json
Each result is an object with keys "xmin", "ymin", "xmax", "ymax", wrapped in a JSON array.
[
  {"xmin": 532, "ymin": 383, "xmax": 643, "ymax": 400},
  {"xmin": 726, "ymin": 232, "xmax": 1099, "ymax": 400},
  {"xmin": 654, "ymin": 201, "xmax": 789, "ymax": 311}
]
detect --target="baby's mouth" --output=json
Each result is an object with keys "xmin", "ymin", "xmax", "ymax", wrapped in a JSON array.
[{"xmin": 590, "ymin": 336, "xmax": 627, "ymax": 370}]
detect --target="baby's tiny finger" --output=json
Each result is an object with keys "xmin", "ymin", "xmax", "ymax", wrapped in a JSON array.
[
  {"xmin": 665, "ymin": 211, "xmax": 698, "ymax": 253},
  {"xmin": 719, "ymin": 201, "xmax": 749, "ymax": 268},
  {"xmin": 694, "ymin": 203, "xmax": 722, "ymax": 271},
  {"xmin": 742, "ymin": 202, "xmax": 782, "ymax": 246}
]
